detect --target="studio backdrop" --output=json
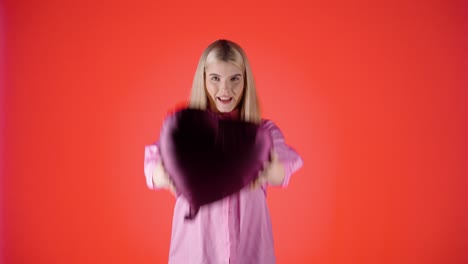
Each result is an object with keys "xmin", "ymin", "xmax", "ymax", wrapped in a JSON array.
[{"xmin": 1, "ymin": 1, "xmax": 467, "ymax": 263}]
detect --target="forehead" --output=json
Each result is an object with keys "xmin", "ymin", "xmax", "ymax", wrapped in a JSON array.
[{"xmin": 205, "ymin": 60, "xmax": 243, "ymax": 75}]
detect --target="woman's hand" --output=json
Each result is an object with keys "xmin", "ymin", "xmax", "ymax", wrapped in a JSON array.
[
  {"xmin": 152, "ymin": 160, "xmax": 177, "ymax": 196},
  {"xmin": 251, "ymin": 150, "xmax": 285, "ymax": 190}
]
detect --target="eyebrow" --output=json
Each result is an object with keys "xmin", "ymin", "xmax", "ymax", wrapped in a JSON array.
[{"xmin": 208, "ymin": 73, "xmax": 243, "ymax": 78}]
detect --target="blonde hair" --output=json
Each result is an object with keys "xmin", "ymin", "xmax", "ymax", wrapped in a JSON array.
[{"xmin": 189, "ymin": 39, "xmax": 261, "ymax": 123}]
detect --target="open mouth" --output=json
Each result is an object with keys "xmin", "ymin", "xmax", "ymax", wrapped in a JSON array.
[{"xmin": 217, "ymin": 97, "xmax": 233, "ymax": 104}]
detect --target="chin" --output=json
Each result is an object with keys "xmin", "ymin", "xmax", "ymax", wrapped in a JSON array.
[{"xmin": 216, "ymin": 105, "xmax": 235, "ymax": 113}]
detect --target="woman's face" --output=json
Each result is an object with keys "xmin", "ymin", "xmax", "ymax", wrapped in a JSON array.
[{"xmin": 205, "ymin": 60, "xmax": 244, "ymax": 113}]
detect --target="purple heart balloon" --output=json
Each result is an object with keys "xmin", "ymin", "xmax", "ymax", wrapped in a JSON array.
[{"xmin": 159, "ymin": 108, "xmax": 272, "ymax": 220}]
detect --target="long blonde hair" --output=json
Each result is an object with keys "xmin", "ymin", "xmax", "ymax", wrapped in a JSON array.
[{"xmin": 189, "ymin": 39, "xmax": 261, "ymax": 123}]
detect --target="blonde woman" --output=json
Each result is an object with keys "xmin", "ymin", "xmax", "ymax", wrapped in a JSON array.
[{"xmin": 144, "ymin": 39, "xmax": 303, "ymax": 264}]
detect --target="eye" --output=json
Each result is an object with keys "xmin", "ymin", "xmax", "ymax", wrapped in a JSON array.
[
  {"xmin": 211, "ymin": 76, "xmax": 220, "ymax": 81},
  {"xmin": 231, "ymin": 76, "xmax": 240, "ymax": 81}
]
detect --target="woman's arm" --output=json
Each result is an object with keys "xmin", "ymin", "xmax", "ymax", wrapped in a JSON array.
[
  {"xmin": 144, "ymin": 142, "xmax": 176, "ymax": 195},
  {"xmin": 252, "ymin": 120, "xmax": 303, "ymax": 188}
]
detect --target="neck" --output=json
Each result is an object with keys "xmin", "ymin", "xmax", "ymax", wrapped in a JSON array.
[{"xmin": 208, "ymin": 107, "xmax": 240, "ymax": 120}]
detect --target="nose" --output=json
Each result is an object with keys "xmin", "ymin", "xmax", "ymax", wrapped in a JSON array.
[{"xmin": 219, "ymin": 80, "xmax": 230, "ymax": 92}]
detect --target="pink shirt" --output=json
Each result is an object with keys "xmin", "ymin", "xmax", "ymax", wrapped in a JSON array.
[{"xmin": 144, "ymin": 120, "xmax": 303, "ymax": 264}]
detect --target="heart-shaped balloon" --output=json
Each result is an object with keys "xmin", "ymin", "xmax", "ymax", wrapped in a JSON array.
[{"xmin": 159, "ymin": 108, "xmax": 272, "ymax": 220}]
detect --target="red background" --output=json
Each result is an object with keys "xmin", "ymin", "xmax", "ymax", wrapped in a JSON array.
[{"xmin": 1, "ymin": 0, "xmax": 468, "ymax": 263}]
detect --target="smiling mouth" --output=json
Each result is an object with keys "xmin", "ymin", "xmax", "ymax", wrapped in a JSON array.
[{"xmin": 217, "ymin": 97, "xmax": 233, "ymax": 104}]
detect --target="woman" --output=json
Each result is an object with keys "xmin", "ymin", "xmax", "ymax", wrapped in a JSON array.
[{"xmin": 144, "ymin": 39, "xmax": 303, "ymax": 264}]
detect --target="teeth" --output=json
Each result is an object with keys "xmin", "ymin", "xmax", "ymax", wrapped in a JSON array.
[{"xmin": 219, "ymin": 97, "xmax": 231, "ymax": 100}]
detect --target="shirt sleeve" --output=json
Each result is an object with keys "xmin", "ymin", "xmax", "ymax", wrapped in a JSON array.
[
  {"xmin": 263, "ymin": 120, "xmax": 304, "ymax": 187},
  {"xmin": 144, "ymin": 140, "xmax": 161, "ymax": 190}
]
